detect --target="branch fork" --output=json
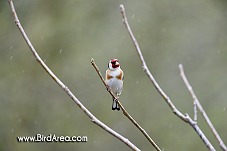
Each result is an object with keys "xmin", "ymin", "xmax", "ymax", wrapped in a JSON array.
[{"xmin": 119, "ymin": 4, "xmax": 226, "ymax": 151}]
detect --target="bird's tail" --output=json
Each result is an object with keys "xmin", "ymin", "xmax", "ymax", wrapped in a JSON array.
[{"xmin": 112, "ymin": 97, "xmax": 120, "ymax": 111}]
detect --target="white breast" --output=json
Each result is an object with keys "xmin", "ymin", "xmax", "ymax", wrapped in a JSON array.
[{"xmin": 106, "ymin": 69, "xmax": 123, "ymax": 95}]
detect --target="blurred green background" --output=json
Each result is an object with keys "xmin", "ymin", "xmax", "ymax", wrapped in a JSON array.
[{"xmin": 1, "ymin": 0, "xmax": 227, "ymax": 150}]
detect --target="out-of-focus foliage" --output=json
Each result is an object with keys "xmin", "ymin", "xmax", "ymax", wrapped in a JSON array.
[{"xmin": 1, "ymin": 0, "xmax": 227, "ymax": 150}]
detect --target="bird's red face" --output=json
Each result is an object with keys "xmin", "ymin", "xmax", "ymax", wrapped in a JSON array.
[{"xmin": 109, "ymin": 59, "xmax": 120, "ymax": 69}]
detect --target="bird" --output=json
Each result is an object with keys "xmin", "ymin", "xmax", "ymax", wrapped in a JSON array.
[{"xmin": 105, "ymin": 59, "xmax": 124, "ymax": 111}]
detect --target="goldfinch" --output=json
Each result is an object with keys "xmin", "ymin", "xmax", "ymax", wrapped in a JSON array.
[{"xmin": 105, "ymin": 59, "xmax": 124, "ymax": 111}]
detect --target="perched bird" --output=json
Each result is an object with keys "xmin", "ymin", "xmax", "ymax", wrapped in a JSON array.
[{"xmin": 105, "ymin": 59, "xmax": 124, "ymax": 111}]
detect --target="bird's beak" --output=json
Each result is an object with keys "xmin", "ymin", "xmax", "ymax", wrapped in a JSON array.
[{"xmin": 115, "ymin": 62, "xmax": 119, "ymax": 66}]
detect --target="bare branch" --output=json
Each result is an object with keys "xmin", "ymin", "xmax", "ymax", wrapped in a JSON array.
[
  {"xmin": 91, "ymin": 58, "xmax": 161, "ymax": 151},
  {"xmin": 119, "ymin": 4, "xmax": 187, "ymax": 122},
  {"xmin": 7, "ymin": 0, "xmax": 140, "ymax": 150},
  {"xmin": 194, "ymin": 99, "xmax": 198, "ymax": 122},
  {"xmin": 178, "ymin": 66, "xmax": 198, "ymax": 122},
  {"xmin": 120, "ymin": 4, "xmax": 216, "ymax": 151},
  {"xmin": 179, "ymin": 64, "xmax": 227, "ymax": 151}
]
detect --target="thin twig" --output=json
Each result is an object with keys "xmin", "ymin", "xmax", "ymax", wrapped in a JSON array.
[
  {"xmin": 119, "ymin": 4, "xmax": 187, "ymax": 122},
  {"xmin": 179, "ymin": 64, "xmax": 227, "ymax": 151},
  {"xmin": 91, "ymin": 58, "xmax": 161, "ymax": 151},
  {"xmin": 194, "ymin": 99, "xmax": 198, "ymax": 122},
  {"xmin": 7, "ymin": 0, "xmax": 140, "ymax": 150},
  {"xmin": 120, "ymin": 4, "xmax": 216, "ymax": 151}
]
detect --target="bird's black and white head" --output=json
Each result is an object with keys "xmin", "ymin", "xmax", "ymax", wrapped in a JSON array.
[{"xmin": 108, "ymin": 59, "xmax": 120, "ymax": 71}]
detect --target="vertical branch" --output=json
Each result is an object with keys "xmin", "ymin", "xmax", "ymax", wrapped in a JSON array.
[
  {"xmin": 119, "ymin": 4, "xmax": 187, "ymax": 122},
  {"xmin": 179, "ymin": 64, "xmax": 227, "ymax": 151},
  {"xmin": 7, "ymin": 0, "xmax": 140, "ymax": 150},
  {"xmin": 178, "ymin": 66, "xmax": 198, "ymax": 122},
  {"xmin": 120, "ymin": 4, "xmax": 216, "ymax": 151},
  {"xmin": 120, "ymin": 3, "xmax": 190, "ymax": 122},
  {"xmin": 91, "ymin": 58, "xmax": 161, "ymax": 151},
  {"xmin": 179, "ymin": 64, "xmax": 198, "ymax": 122}
]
